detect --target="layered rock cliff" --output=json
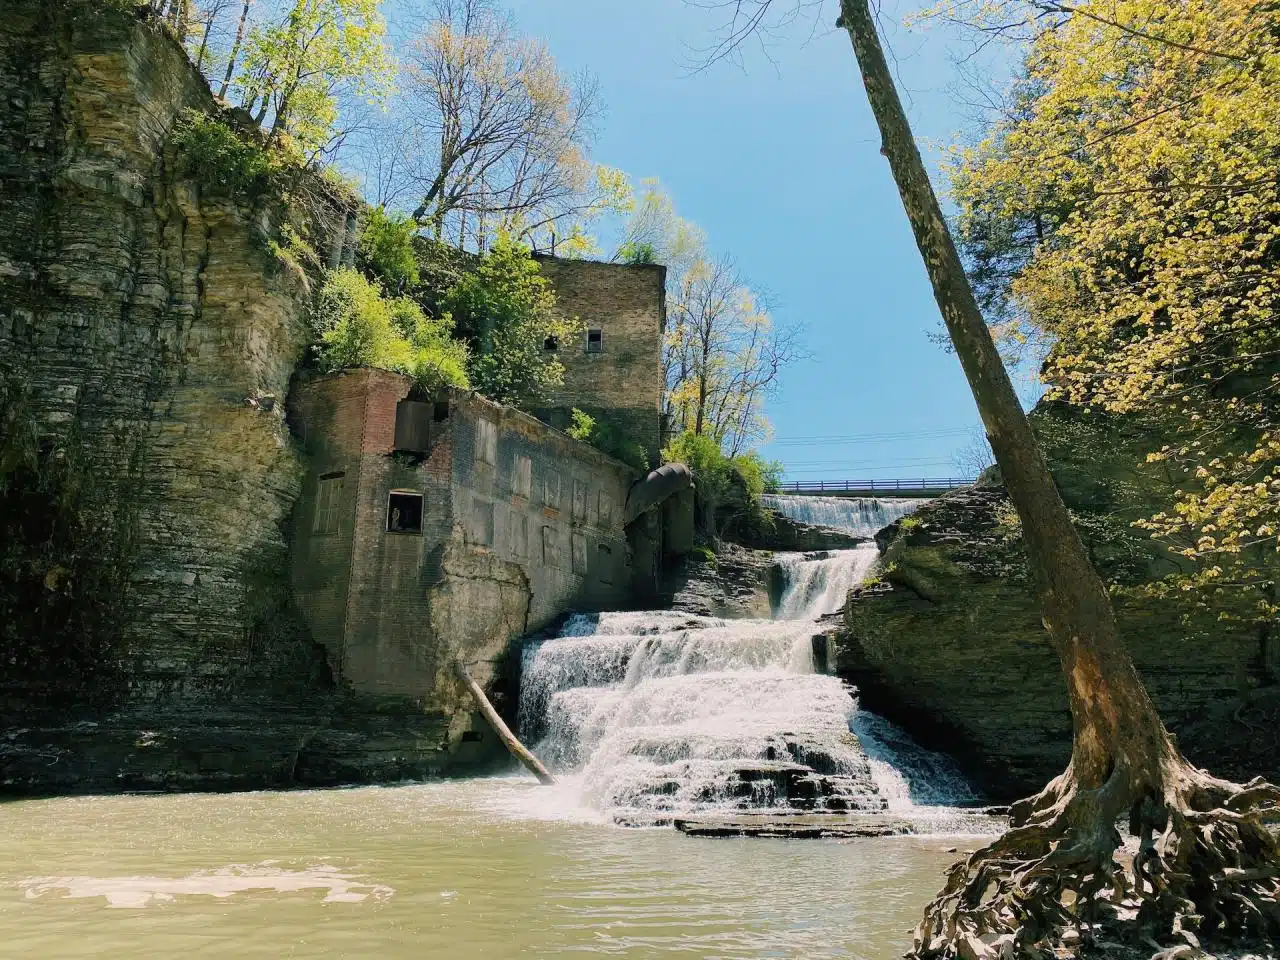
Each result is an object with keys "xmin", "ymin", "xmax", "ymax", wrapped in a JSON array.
[
  {"xmin": 837, "ymin": 404, "xmax": 1280, "ymax": 801},
  {"xmin": 0, "ymin": 2, "xmax": 407, "ymax": 792}
]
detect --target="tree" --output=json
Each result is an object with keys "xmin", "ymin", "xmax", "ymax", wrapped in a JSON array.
[
  {"xmin": 398, "ymin": 0, "xmax": 627, "ymax": 249},
  {"xmin": 236, "ymin": 0, "xmax": 392, "ymax": 157},
  {"xmin": 944, "ymin": 0, "xmax": 1280, "ymax": 647},
  {"xmin": 826, "ymin": 1, "xmax": 1280, "ymax": 956},
  {"xmin": 665, "ymin": 254, "xmax": 802, "ymax": 456},
  {"xmin": 441, "ymin": 233, "xmax": 582, "ymax": 408}
]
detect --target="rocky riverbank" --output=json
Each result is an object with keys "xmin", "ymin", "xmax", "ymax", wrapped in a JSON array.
[{"xmin": 836, "ymin": 404, "xmax": 1280, "ymax": 801}]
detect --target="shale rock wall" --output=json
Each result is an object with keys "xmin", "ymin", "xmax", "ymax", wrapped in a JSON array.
[
  {"xmin": 0, "ymin": 0, "xmax": 349, "ymax": 706},
  {"xmin": 0, "ymin": 2, "xmax": 369, "ymax": 792},
  {"xmin": 837, "ymin": 404, "xmax": 1280, "ymax": 801}
]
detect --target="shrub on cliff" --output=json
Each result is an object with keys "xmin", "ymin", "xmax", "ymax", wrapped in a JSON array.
[
  {"xmin": 171, "ymin": 109, "xmax": 283, "ymax": 203},
  {"xmin": 662, "ymin": 431, "xmax": 779, "ymax": 540},
  {"xmin": 441, "ymin": 234, "xmax": 582, "ymax": 409},
  {"xmin": 567, "ymin": 409, "xmax": 650, "ymax": 473},
  {"xmin": 356, "ymin": 207, "xmax": 419, "ymax": 293},
  {"xmin": 312, "ymin": 268, "xmax": 469, "ymax": 392}
]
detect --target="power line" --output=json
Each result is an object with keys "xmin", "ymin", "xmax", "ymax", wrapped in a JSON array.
[{"xmin": 767, "ymin": 427, "xmax": 973, "ymax": 447}]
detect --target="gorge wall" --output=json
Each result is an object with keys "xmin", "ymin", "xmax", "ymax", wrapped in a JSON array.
[
  {"xmin": 837, "ymin": 404, "xmax": 1280, "ymax": 801},
  {"xmin": 0, "ymin": 0, "xmax": 344, "ymax": 702},
  {"xmin": 0, "ymin": 2, "xmax": 449, "ymax": 792}
]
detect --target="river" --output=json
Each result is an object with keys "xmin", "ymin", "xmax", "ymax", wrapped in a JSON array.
[
  {"xmin": 0, "ymin": 495, "xmax": 997, "ymax": 958},
  {"xmin": 0, "ymin": 780, "xmax": 986, "ymax": 958}
]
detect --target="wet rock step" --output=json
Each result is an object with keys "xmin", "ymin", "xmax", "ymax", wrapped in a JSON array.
[{"xmin": 669, "ymin": 809, "xmax": 1008, "ymax": 838}]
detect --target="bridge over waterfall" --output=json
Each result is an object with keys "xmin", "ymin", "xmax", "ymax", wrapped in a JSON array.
[{"xmin": 774, "ymin": 478, "xmax": 973, "ymax": 499}]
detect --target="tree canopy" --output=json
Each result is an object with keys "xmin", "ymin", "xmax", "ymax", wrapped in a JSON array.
[{"xmin": 946, "ymin": 0, "xmax": 1280, "ymax": 620}]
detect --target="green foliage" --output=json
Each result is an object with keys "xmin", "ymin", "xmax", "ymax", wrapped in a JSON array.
[
  {"xmin": 357, "ymin": 207, "xmax": 420, "ymax": 291},
  {"xmin": 566, "ymin": 408, "xmax": 596, "ymax": 443},
  {"xmin": 617, "ymin": 241, "xmax": 657, "ymax": 265},
  {"xmin": 239, "ymin": 0, "xmax": 392, "ymax": 155},
  {"xmin": 567, "ymin": 409, "xmax": 650, "ymax": 473},
  {"xmin": 442, "ymin": 234, "xmax": 581, "ymax": 409},
  {"xmin": 691, "ymin": 545, "xmax": 718, "ymax": 566},
  {"xmin": 170, "ymin": 109, "xmax": 282, "ymax": 202},
  {"xmin": 947, "ymin": 0, "xmax": 1280, "ymax": 621},
  {"xmin": 663, "ymin": 431, "xmax": 780, "ymax": 540},
  {"xmin": 663, "ymin": 432, "xmax": 733, "ymax": 504},
  {"xmin": 313, "ymin": 268, "xmax": 470, "ymax": 392}
]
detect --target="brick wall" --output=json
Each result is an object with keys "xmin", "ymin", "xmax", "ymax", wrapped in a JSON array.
[{"xmin": 534, "ymin": 256, "xmax": 666, "ymax": 466}]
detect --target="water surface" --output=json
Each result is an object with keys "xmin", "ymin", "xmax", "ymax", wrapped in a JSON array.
[{"xmin": 0, "ymin": 778, "xmax": 981, "ymax": 959}]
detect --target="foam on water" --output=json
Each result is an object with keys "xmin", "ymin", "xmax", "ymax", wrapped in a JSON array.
[{"xmin": 518, "ymin": 496, "xmax": 984, "ymax": 829}]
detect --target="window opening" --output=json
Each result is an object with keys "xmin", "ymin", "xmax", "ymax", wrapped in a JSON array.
[
  {"xmin": 543, "ymin": 335, "xmax": 559, "ymax": 352},
  {"xmin": 433, "ymin": 400, "xmax": 451, "ymax": 422},
  {"xmin": 544, "ymin": 471, "xmax": 563, "ymax": 511},
  {"xmin": 387, "ymin": 491, "xmax": 424, "ymax": 533},
  {"xmin": 585, "ymin": 328, "xmax": 603, "ymax": 353},
  {"xmin": 475, "ymin": 418, "xmax": 497, "ymax": 465},
  {"xmin": 313, "ymin": 472, "xmax": 345, "ymax": 535},
  {"xmin": 513, "ymin": 454, "xmax": 532, "ymax": 499}
]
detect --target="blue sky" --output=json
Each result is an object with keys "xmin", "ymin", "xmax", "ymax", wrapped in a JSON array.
[{"xmin": 385, "ymin": 0, "xmax": 1028, "ymax": 480}]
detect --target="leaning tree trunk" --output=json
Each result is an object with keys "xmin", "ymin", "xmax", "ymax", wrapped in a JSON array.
[{"xmin": 836, "ymin": 0, "xmax": 1280, "ymax": 956}]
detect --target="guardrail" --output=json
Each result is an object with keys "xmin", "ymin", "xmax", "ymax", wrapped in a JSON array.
[{"xmin": 772, "ymin": 478, "xmax": 974, "ymax": 498}]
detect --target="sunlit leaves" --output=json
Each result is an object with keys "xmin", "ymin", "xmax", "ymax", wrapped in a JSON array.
[{"xmin": 947, "ymin": 0, "xmax": 1280, "ymax": 618}]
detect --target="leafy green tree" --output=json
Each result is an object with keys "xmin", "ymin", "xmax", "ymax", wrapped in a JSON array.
[
  {"xmin": 946, "ymin": 0, "xmax": 1280, "ymax": 626},
  {"xmin": 357, "ymin": 207, "xmax": 420, "ymax": 292},
  {"xmin": 313, "ymin": 267, "xmax": 469, "ymax": 392},
  {"xmin": 238, "ymin": 0, "xmax": 392, "ymax": 156},
  {"xmin": 442, "ymin": 234, "xmax": 581, "ymax": 408}
]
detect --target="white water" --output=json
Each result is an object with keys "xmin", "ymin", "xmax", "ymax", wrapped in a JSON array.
[
  {"xmin": 763, "ymin": 494, "xmax": 922, "ymax": 537},
  {"xmin": 774, "ymin": 545, "xmax": 878, "ymax": 619},
  {"xmin": 519, "ymin": 497, "xmax": 981, "ymax": 828}
]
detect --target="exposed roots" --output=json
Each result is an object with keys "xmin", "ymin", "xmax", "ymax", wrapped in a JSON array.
[{"xmin": 911, "ymin": 757, "xmax": 1280, "ymax": 959}]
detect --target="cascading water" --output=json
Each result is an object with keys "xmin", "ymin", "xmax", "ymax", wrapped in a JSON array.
[
  {"xmin": 763, "ymin": 494, "xmax": 921, "ymax": 537},
  {"xmin": 518, "ymin": 495, "xmax": 980, "ymax": 828}
]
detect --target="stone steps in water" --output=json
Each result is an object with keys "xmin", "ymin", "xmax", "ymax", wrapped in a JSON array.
[{"xmin": 668, "ymin": 809, "xmax": 1007, "ymax": 839}]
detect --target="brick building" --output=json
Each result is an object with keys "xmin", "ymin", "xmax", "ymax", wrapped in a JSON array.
[
  {"xmin": 533, "ymin": 256, "xmax": 667, "ymax": 466},
  {"xmin": 289, "ymin": 370, "xmax": 641, "ymax": 751}
]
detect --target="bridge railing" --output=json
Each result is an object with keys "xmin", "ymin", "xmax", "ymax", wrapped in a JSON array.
[{"xmin": 772, "ymin": 478, "xmax": 974, "ymax": 495}]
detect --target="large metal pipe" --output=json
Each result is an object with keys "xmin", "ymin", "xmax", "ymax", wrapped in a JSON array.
[{"xmin": 623, "ymin": 462, "xmax": 693, "ymax": 525}]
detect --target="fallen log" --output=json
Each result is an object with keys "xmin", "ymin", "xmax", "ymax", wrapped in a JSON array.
[{"xmin": 451, "ymin": 659, "xmax": 555, "ymax": 786}]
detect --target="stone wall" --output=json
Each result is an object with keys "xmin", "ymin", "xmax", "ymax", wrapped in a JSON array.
[
  {"xmin": 533, "ymin": 256, "xmax": 666, "ymax": 466},
  {"xmin": 290, "ymin": 373, "xmax": 636, "ymax": 757},
  {"xmin": 837, "ymin": 406, "xmax": 1280, "ymax": 802}
]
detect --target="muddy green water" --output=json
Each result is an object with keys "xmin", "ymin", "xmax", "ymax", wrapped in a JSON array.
[{"xmin": 0, "ymin": 777, "xmax": 981, "ymax": 959}]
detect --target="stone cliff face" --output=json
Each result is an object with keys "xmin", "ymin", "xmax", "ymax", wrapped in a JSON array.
[
  {"xmin": 837, "ymin": 405, "xmax": 1280, "ymax": 801},
  {"xmin": 0, "ymin": 2, "xmax": 370, "ymax": 792},
  {"xmin": 0, "ymin": 0, "xmax": 343, "ymax": 705}
]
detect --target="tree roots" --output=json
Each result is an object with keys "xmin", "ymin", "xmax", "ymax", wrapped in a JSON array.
[{"xmin": 911, "ymin": 756, "xmax": 1280, "ymax": 959}]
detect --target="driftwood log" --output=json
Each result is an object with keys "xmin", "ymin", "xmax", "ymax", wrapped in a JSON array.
[{"xmin": 452, "ymin": 659, "xmax": 555, "ymax": 786}]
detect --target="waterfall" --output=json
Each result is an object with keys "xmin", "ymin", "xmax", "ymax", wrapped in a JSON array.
[
  {"xmin": 773, "ymin": 546, "xmax": 877, "ymax": 619},
  {"xmin": 763, "ymin": 494, "xmax": 921, "ymax": 538},
  {"xmin": 518, "ymin": 497, "xmax": 978, "ymax": 825}
]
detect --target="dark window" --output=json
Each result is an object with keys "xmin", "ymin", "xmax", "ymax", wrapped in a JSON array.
[
  {"xmin": 460, "ymin": 730, "xmax": 484, "ymax": 742},
  {"xmin": 543, "ymin": 335, "xmax": 559, "ymax": 352},
  {"xmin": 585, "ymin": 328, "xmax": 603, "ymax": 353},
  {"xmin": 387, "ymin": 491, "xmax": 424, "ymax": 533}
]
